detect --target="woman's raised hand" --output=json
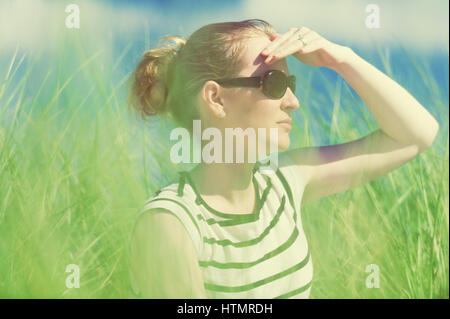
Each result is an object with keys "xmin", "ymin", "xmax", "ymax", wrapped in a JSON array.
[{"xmin": 261, "ymin": 27, "xmax": 350, "ymax": 69}]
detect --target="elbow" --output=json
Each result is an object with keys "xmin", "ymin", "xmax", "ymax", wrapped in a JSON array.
[{"xmin": 417, "ymin": 119, "xmax": 440, "ymax": 153}]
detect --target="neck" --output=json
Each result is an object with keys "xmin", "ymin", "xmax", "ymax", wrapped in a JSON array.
[{"xmin": 189, "ymin": 162, "xmax": 256, "ymax": 204}]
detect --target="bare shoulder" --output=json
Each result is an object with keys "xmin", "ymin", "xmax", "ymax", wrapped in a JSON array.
[
  {"xmin": 133, "ymin": 208, "xmax": 192, "ymax": 247},
  {"xmin": 130, "ymin": 208, "xmax": 206, "ymax": 298}
]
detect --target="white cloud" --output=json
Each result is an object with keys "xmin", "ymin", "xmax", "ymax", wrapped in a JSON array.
[
  {"xmin": 241, "ymin": 0, "xmax": 449, "ymax": 51},
  {"xmin": 0, "ymin": 0, "xmax": 164, "ymax": 51}
]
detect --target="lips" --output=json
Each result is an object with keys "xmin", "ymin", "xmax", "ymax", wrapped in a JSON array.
[
  {"xmin": 277, "ymin": 118, "xmax": 292, "ymax": 130},
  {"xmin": 277, "ymin": 118, "xmax": 292, "ymax": 125}
]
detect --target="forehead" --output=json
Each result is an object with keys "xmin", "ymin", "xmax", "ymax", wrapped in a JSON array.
[{"xmin": 237, "ymin": 35, "xmax": 290, "ymax": 77}]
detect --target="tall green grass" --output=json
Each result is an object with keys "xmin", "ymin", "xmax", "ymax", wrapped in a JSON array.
[{"xmin": 0, "ymin": 32, "xmax": 448, "ymax": 298}]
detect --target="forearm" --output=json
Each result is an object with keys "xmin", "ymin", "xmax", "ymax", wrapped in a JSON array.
[{"xmin": 331, "ymin": 48, "xmax": 440, "ymax": 151}]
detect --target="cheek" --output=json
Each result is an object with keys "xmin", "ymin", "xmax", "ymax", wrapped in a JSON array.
[
  {"xmin": 250, "ymin": 102, "xmax": 279, "ymax": 128},
  {"xmin": 226, "ymin": 91, "xmax": 279, "ymax": 128},
  {"xmin": 226, "ymin": 91, "xmax": 254, "ymax": 122}
]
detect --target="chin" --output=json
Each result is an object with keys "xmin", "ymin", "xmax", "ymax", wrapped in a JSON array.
[
  {"xmin": 278, "ymin": 139, "xmax": 290, "ymax": 151},
  {"xmin": 274, "ymin": 134, "xmax": 290, "ymax": 152},
  {"xmin": 259, "ymin": 129, "xmax": 290, "ymax": 155}
]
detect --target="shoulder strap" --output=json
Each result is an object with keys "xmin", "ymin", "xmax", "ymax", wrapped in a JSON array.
[
  {"xmin": 275, "ymin": 152, "xmax": 307, "ymax": 216},
  {"xmin": 177, "ymin": 172, "xmax": 186, "ymax": 197},
  {"xmin": 275, "ymin": 168, "xmax": 296, "ymax": 212}
]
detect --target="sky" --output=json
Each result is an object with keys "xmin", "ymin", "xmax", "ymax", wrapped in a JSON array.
[{"xmin": 0, "ymin": 0, "xmax": 448, "ymax": 54}]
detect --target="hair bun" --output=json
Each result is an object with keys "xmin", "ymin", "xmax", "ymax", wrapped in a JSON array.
[{"xmin": 128, "ymin": 35, "xmax": 186, "ymax": 119}]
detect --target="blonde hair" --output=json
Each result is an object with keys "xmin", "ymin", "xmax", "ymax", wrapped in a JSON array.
[{"xmin": 128, "ymin": 19, "xmax": 276, "ymax": 131}]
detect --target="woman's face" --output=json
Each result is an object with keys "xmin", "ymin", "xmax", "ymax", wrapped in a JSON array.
[{"xmin": 205, "ymin": 35, "xmax": 300, "ymax": 158}]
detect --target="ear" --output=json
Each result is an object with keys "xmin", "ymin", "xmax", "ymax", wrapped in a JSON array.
[{"xmin": 201, "ymin": 80, "xmax": 227, "ymax": 119}]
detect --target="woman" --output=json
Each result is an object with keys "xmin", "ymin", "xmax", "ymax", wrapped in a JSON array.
[{"xmin": 128, "ymin": 19, "xmax": 439, "ymax": 299}]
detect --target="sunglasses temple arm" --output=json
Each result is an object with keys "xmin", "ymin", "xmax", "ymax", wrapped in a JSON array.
[{"xmin": 214, "ymin": 77, "xmax": 261, "ymax": 88}]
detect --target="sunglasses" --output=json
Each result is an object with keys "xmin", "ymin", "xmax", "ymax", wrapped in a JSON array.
[{"xmin": 213, "ymin": 69, "xmax": 296, "ymax": 99}]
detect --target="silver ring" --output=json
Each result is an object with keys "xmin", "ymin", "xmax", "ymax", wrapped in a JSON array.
[{"xmin": 298, "ymin": 35, "xmax": 307, "ymax": 46}]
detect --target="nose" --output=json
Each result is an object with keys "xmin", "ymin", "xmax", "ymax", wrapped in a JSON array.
[{"xmin": 281, "ymin": 87, "xmax": 300, "ymax": 111}]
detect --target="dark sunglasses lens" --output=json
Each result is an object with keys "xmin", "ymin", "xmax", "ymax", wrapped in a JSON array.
[{"xmin": 263, "ymin": 71, "xmax": 287, "ymax": 99}]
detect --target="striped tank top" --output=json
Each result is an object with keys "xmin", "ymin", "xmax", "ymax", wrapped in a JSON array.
[{"xmin": 131, "ymin": 152, "xmax": 313, "ymax": 299}]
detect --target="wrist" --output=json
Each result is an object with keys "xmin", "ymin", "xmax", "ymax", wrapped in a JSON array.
[{"xmin": 328, "ymin": 46, "xmax": 356, "ymax": 72}]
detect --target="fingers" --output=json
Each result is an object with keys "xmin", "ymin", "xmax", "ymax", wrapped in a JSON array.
[
  {"xmin": 298, "ymin": 37, "xmax": 324, "ymax": 54},
  {"xmin": 261, "ymin": 27, "xmax": 299, "ymax": 55},
  {"xmin": 296, "ymin": 26, "xmax": 310, "ymax": 38},
  {"xmin": 274, "ymin": 27, "xmax": 312, "ymax": 53},
  {"xmin": 264, "ymin": 28, "xmax": 317, "ymax": 64},
  {"xmin": 263, "ymin": 27, "xmax": 309, "ymax": 54},
  {"xmin": 269, "ymin": 33, "xmax": 281, "ymax": 41},
  {"xmin": 295, "ymin": 30, "xmax": 319, "ymax": 51},
  {"xmin": 262, "ymin": 27, "xmax": 318, "ymax": 63}
]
